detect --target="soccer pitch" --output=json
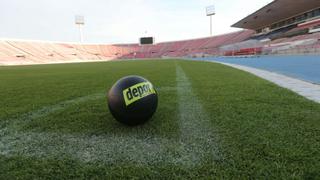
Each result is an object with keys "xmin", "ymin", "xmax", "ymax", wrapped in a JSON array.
[{"xmin": 0, "ymin": 59, "xmax": 319, "ymax": 179}]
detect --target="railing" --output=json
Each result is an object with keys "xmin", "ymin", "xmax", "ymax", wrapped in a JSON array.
[{"xmin": 266, "ymin": 45, "xmax": 320, "ymax": 55}]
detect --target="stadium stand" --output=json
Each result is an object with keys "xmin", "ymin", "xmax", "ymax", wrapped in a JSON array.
[
  {"xmin": 1, "ymin": 0, "xmax": 320, "ymax": 65},
  {"xmin": 0, "ymin": 29, "xmax": 256, "ymax": 65}
]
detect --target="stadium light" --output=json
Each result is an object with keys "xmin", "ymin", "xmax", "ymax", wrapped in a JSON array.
[
  {"xmin": 75, "ymin": 15, "xmax": 85, "ymax": 43},
  {"xmin": 206, "ymin": 5, "xmax": 215, "ymax": 36}
]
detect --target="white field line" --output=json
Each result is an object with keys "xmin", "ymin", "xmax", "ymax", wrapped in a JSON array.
[
  {"xmin": 0, "ymin": 93, "xmax": 105, "ymax": 132},
  {"xmin": 0, "ymin": 80, "xmax": 220, "ymax": 166},
  {"xmin": 0, "ymin": 131, "xmax": 187, "ymax": 165},
  {"xmin": 0, "ymin": 92, "xmax": 176, "ymax": 165},
  {"xmin": 175, "ymin": 64, "xmax": 221, "ymax": 165},
  {"xmin": 0, "ymin": 87, "xmax": 175, "ymax": 131}
]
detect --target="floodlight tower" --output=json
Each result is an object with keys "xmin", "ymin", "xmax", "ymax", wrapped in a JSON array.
[
  {"xmin": 75, "ymin": 15, "xmax": 85, "ymax": 43},
  {"xmin": 206, "ymin": 5, "xmax": 215, "ymax": 36}
]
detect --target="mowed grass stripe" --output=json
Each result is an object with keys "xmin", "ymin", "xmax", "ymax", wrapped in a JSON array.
[{"xmin": 179, "ymin": 60, "xmax": 320, "ymax": 178}]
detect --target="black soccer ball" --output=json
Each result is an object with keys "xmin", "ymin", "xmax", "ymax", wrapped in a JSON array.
[{"xmin": 107, "ymin": 76, "xmax": 158, "ymax": 126}]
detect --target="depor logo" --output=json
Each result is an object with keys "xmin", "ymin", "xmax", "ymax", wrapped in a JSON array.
[{"xmin": 123, "ymin": 82, "xmax": 156, "ymax": 106}]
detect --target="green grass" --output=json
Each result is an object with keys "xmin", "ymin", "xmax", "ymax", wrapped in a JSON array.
[{"xmin": 0, "ymin": 59, "xmax": 319, "ymax": 179}]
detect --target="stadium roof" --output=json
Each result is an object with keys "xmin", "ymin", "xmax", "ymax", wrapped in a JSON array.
[{"xmin": 232, "ymin": 0, "xmax": 320, "ymax": 30}]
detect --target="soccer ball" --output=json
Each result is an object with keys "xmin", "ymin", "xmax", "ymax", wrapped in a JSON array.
[{"xmin": 107, "ymin": 75, "xmax": 158, "ymax": 126}]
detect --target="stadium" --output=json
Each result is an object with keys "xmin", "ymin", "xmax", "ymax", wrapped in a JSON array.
[{"xmin": 0, "ymin": 0, "xmax": 320, "ymax": 179}]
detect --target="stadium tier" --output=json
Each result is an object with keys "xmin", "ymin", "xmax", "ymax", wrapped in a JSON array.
[{"xmin": 0, "ymin": 30, "xmax": 254, "ymax": 65}]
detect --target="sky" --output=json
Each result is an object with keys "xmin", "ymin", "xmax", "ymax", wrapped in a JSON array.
[{"xmin": 0, "ymin": 0, "xmax": 273, "ymax": 44}]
